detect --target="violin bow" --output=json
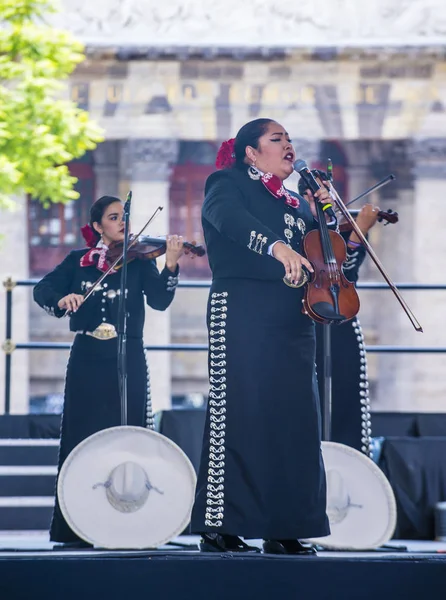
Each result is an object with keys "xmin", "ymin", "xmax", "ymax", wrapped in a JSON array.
[
  {"xmin": 64, "ymin": 205, "xmax": 164, "ymax": 316},
  {"xmin": 325, "ymin": 179, "xmax": 423, "ymax": 333},
  {"xmin": 343, "ymin": 174, "xmax": 396, "ymax": 209}
]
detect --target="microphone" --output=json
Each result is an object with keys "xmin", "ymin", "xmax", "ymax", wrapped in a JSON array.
[
  {"xmin": 124, "ymin": 190, "xmax": 132, "ymax": 215},
  {"xmin": 294, "ymin": 159, "xmax": 336, "ymax": 220}
]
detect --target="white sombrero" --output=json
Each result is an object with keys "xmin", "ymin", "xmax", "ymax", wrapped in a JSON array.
[
  {"xmin": 305, "ymin": 441, "xmax": 397, "ymax": 550},
  {"xmin": 58, "ymin": 426, "xmax": 197, "ymax": 549}
]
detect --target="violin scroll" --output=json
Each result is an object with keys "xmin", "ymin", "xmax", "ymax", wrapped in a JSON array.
[{"xmin": 378, "ymin": 208, "xmax": 398, "ymax": 225}]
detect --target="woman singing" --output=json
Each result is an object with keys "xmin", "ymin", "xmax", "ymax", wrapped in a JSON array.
[
  {"xmin": 191, "ymin": 118, "xmax": 332, "ymax": 555},
  {"xmin": 33, "ymin": 195, "xmax": 184, "ymax": 546}
]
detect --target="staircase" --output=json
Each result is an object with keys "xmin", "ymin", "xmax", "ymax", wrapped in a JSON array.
[{"xmin": 0, "ymin": 439, "xmax": 58, "ymax": 530}]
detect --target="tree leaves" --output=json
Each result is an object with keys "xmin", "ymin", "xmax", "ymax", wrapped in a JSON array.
[{"xmin": 0, "ymin": 0, "xmax": 104, "ymax": 208}]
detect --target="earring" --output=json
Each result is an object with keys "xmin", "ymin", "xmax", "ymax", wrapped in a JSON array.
[{"xmin": 248, "ymin": 164, "xmax": 261, "ymax": 181}]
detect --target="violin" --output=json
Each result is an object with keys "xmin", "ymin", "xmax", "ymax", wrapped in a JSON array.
[
  {"xmin": 298, "ymin": 166, "xmax": 422, "ymax": 332},
  {"xmin": 302, "ymin": 178, "xmax": 360, "ymax": 325},
  {"xmin": 66, "ymin": 207, "xmax": 206, "ymax": 313},
  {"xmin": 337, "ymin": 208, "xmax": 399, "ymax": 233},
  {"xmin": 106, "ymin": 235, "xmax": 205, "ymax": 265}
]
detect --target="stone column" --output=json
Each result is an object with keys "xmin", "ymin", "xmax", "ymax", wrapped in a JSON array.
[
  {"xmin": 371, "ymin": 189, "xmax": 417, "ymax": 412},
  {"xmin": 119, "ymin": 139, "xmax": 179, "ymax": 413},
  {"xmin": 406, "ymin": 138, "xmax": 446, "ymax": 411},
  {"xmin": 0, "ymin": 196, "xmax": 29, "ymax": 414},
  {"xmin": 344, "ymin": 142, "xmax": 372, "ymax": 205},
  {"xmin": 93, "ymin": 141, "xmax": 120, "ymax": 199}
]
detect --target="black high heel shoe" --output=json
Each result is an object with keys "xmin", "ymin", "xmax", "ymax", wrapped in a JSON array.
[
  {"xmin": 199, "ymin": 533, "xmax": 260, "ymax": 553},
  {"xmin": 262, "ymin": 539, "xmax": 317, "ymax": 555},
  {"xmin": 53, "ymin": 540, "xmax": 94, "ymax": 550}
]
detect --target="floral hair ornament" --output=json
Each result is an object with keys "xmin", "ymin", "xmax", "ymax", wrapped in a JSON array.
[
  {"xmin": 215, "ymin": 138, "xmax": 236, "ymax": 169},
  {"xmin": 81, "ymin": 224, "xmax": 100, "ymax": 248}
]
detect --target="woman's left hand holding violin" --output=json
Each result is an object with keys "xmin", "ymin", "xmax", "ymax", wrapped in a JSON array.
[
  {"xmin": 348, "ymin": 204, "xmax": 380, "ymax": 246},
  {"xmin": 165, "ymin": 234, "xmax": 184, "ymax": 272},
  {"xmin": 303, "ymin": 183, "xmax": 334, "ymax": 221}
]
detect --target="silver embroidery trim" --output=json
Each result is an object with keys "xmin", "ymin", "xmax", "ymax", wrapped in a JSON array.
[
  {"xmin": 353, "ymin": 318, "xmax": 372, "ymax": 458},
  {"xmin": 205, "ymin": 291, "xmax": 228, "ymax": 528},
  {"xmin": 247, "ymin": 231, "xmax": 268, "ymax": 254},
  {"xmin": 144, "ymin": 351, "xmax": 154, "ymax": 430},
  {"xmin": 166, "ymin": 274, "xmax": 179, "ymax": 292},
  {"xmin": 43, "ymin": 305, "xmax": 57, "ymax": 317},
  {"xmin": 253, "ymin": 233, "xmax": 263, "ymax": 253},
  {"xmin": 344, "ymin": 250, "xmax": 359, "ymax": 272}
]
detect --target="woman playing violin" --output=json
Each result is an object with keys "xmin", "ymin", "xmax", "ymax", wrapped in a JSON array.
[
  {"xmin": 191, "ymin": 118, "xmax": 332, "ymax": 555},
  {"xmin": 33, "ymin": 195, "xmax": 184, "ymax": 546},
  {"xmin": 299, "ymin": 174, "xmax": 380, "ymax": 455}
]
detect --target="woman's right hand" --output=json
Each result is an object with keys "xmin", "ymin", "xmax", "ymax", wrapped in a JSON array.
[
  {"xmin": 57, "ymin": 294, "xmax": 84, "ymax": 313},
  {"xmin": 272, "ymin": 242, "xmax": 314, "ymax": 285}
]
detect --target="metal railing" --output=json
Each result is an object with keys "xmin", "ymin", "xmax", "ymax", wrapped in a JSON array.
[{"xmin": 3, "ymin": 277, "xmax": 446, "ymax": 414}]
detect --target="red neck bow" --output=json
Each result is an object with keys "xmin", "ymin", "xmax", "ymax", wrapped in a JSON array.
[
  {"xmin": 260, "ymin": 172, "xmax": 299, "ymax": 209},
  {"xmin": 80, "ymin": 246, "xmax": 117, "ymax": 274},
  {"xmin": 79, "ymin": 224, "xmax": 117, "ymax": 274}
]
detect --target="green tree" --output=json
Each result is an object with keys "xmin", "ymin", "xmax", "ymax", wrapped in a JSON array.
[{"xmin": 0, "ymin": 0, "xmax": 103, "ymax": 209}]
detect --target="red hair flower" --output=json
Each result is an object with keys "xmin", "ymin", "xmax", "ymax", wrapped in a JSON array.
[
  {"xmin": 81, "ymin": 224, "xmax": 99, "ymax": 248},
  {"xmin": 215, "ymin": 138, "xmax": 236, "ymax": 169}
]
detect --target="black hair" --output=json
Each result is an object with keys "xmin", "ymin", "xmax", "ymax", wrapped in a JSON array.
[
  {"xmin": 89, "ymin": 195, "xmax": 122, "ymax": 241},
  {"xmin": 297, "ymin": 169, "xmax": 329, "ymax": 196},
  {"xmin": 233, "ymin": 118, "xmax": 275, "ymax": 168}
]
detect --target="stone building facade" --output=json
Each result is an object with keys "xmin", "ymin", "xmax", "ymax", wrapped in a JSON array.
[{"xmin": 1, "ymin": 0, "xmax": 446, "ymax": 414}]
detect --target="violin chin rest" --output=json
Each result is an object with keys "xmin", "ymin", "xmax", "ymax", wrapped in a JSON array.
[{"xmin": 312, "ymin": 302, "xmax": 346, "ymax": 322}]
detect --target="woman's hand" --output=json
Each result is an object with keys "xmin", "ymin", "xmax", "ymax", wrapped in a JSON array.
[
  {"xmin": 348, "ymin": 204, "xmax": 380, "ymax": 245},
  {"xmin": 57, "ymin": 294, "xmax": 84, "ymax": 313},
  {"xmin": 354, "ymin": 204, "xmax": 380, "ymax": 234},
  {"xmin": 303, "ymin": 183, "xmax": 333, "ymax": 220},
  {"xmin": 272, "ymin": 242, "xmax": 314, "ymax": 285},
  {"xmin": 165, "ymin": 234, "xmax": 184, "ymax": 272}
]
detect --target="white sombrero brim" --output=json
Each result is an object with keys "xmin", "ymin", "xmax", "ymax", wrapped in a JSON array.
[
  {"xmin": 305, "ymin": 441, "xmax": 397, "ymax": 550},
  {"xmin": 58, "ymin": 426, "xmax": 197, "ymax": 549}
]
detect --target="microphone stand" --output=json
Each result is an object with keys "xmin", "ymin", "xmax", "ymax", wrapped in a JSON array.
[
  {"xmin": 321, "ymin": 323, "xmax": 332, "ymax": 442},
  {"xmin": 117, "ymin": 191, "xmax": 132, "ymax": 426}
]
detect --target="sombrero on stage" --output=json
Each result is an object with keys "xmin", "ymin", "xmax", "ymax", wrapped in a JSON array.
[
  {"xmin": 305, "ymin": 442, "xmax": 397, "ymax": 550},
  {"xmin": 57, "ymin": 426, "xmax": 197, "ymax": 549}
]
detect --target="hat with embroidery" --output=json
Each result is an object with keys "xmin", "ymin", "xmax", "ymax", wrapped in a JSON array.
[
  {"xmin": 57, "ymin": 426, "xmax": 197, "ymax": 549},
  {"xmin": 304, "ymin": 442, "xmax": 397, "ymax": 550}
]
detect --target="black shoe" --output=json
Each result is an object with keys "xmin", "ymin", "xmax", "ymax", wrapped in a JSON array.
[
  {"xmin": 262, "ymin": 539, "xmax": 317, "ymax": 555},
  {"xmin": 53, "ymin": 540, "xmax": 93, "ymax": 550},
  {"xmin": 199, "ymin": 533, "xmax": 260, "ymax": 553}
]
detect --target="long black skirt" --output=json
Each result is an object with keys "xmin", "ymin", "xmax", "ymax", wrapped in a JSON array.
[
  {"xmin": 50, "ymin": 334, "xmax": 149, "ymax": 543},
  {"xmin": 315, "ymin": 317, "xmax": 372, "ymax": 455},
  {"xmin": 191, "ymin": 278, "xmax": 330, "ymax": 540}
]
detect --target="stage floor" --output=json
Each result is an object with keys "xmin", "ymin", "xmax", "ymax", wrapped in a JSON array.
[
  {"xmin": 0, "ymin": 531, "xmax": 446, "ymax": 557},
  {"xmin": 1, "ymin": 533, "xmax": 445, "ymax": 600}
]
